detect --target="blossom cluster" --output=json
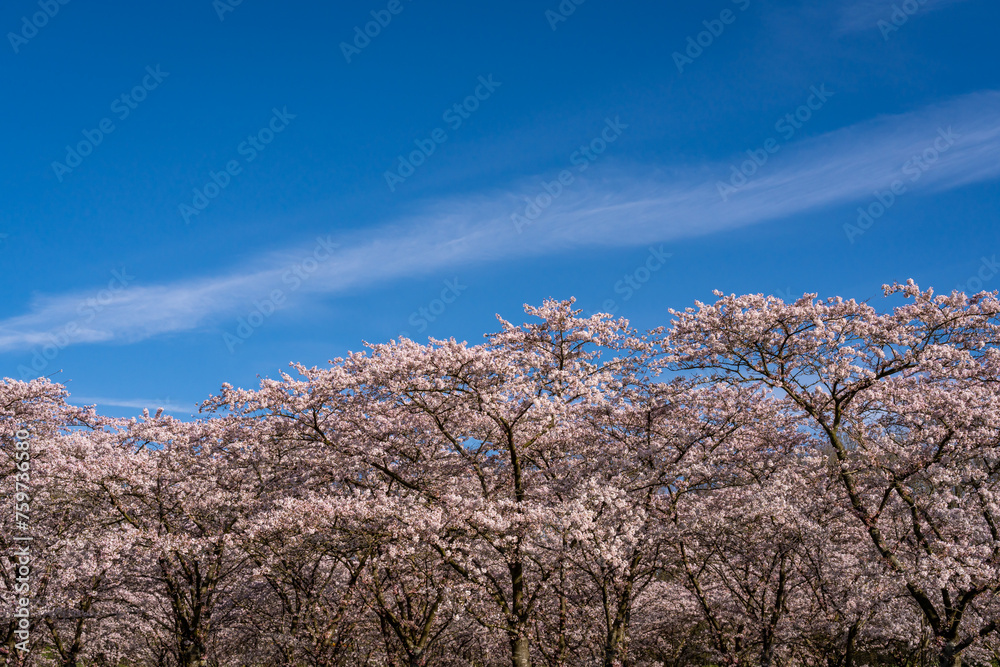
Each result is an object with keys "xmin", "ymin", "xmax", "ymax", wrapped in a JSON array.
[{"xmin": 3, "ymin": 283, "xmax": 1000, "ymax": 666}]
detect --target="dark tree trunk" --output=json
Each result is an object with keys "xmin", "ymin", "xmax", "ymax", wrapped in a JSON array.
[
  {"xmin": 939, "ymin": 642, "xmax": 962, "ymax": 667},
  {"xmin": 510, "ymin": 633, "xmax": 532, "ymax": 667}
]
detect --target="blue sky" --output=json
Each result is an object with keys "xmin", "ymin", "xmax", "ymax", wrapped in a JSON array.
[{"xmin": 2, "ymin": 0, "xmax": 999, "ymax": 416}]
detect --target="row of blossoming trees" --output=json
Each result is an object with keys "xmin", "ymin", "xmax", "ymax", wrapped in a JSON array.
[{"xmin": 3, "ymin": 282, "xmax": 1000, "ymax": 667}]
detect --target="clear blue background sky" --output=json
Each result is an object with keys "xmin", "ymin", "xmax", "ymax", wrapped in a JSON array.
[{"xmin": 2, "ymin": 0, "xmax": 999, "ymax": 416}]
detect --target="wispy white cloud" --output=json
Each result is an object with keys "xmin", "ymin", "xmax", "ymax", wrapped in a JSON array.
[
  {"xmin": 2, "ymin": 90, "xmax": 1000, "ymax": 353},
  {"xmin": 69, "ymin": 396, "xmax": 196, "ymax": 414}
]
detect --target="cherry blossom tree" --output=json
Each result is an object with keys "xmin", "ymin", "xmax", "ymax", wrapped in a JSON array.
[
  {"xmin": 668, "ymin": 282, "xmax": 1000, "ymax": 667},
  {"xmin": 62, "ymin": 413, "xmax": 261, "ymax": 667},
  {"xmin": 0, "ymin": 379, "xmax": 105, "ymax": 666},
  {"xmin": 207, "ymin": 299, "xmax": 660, "ymax": 667}
]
